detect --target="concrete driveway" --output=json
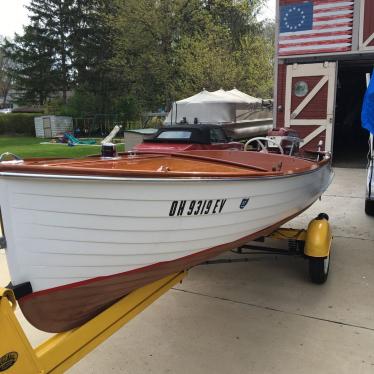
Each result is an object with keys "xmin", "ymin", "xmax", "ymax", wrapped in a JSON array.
[{"xmin": 1, "ymin": 167, "xmax": 373, "ymax": 373}]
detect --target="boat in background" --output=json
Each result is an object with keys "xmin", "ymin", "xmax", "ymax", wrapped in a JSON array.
[
  {"xmin": 164, "ymin": 89, "xmax": 273, "ymax": 139},
  {"xmin": 0, "ymin": 149, "xmax": 333, "ymax": 332},
  {"xmin": 133, "ymin": 124, "xmax": 244, "ymax": 152}
]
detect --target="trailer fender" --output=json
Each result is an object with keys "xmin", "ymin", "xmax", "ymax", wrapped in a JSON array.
[{"xmin": 304, "ymin": 213, "xmax": 332, "ymax": 258}]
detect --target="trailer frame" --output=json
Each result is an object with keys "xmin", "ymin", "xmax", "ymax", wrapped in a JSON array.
[{"xmin": 0, "ymin": 271, "xmax": 186, "ymax": 374}]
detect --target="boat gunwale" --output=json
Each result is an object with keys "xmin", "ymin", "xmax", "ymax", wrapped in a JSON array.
[
  {"xmin": 0, "ymin": 150, "xmax": 331, "ymax": 177},
  {"xmin": 0, "ymin": 159, "xmax": 331, "ymax": 182}
]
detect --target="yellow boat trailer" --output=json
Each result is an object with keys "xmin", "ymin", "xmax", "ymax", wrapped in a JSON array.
[
  {"xmin": 0, "ymin": 272, "xmax": 186, "ymax": 374},
  {"xmin": 238, "ymin": 213, "xmax": 332, "ymax": 284},
  {"xmin": 0, "ymin": 214, "xmax": 331, "ymax": 373}
]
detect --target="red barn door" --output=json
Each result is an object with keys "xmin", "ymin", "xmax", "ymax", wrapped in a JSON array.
[
  {"xmin": 284, "ymin": 62, "xmax": 337, "ymax": 152},
  {"xmin": 360, "ymin": 0, "xmax": 374, "ymax": 50}
]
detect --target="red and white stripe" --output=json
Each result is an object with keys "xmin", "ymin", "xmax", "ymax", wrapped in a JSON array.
[{"xmin": 279, "ymin": 0, "xmax": 354, "ymax": 56}]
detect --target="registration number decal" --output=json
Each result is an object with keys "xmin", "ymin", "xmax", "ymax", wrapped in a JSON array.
[{"xmin": 169, "ymin": 199, "xmax": 227, "ymax": 217}]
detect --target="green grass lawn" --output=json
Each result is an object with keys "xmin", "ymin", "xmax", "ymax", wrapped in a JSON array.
[{"xmin": 0, "ymin": 136, "xmax": 125, "ymax": 159}]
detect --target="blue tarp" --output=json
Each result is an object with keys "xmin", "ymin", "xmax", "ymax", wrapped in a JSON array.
[{"xmin": 362, "ymin": 69, "xmax": 374, "ymax": 135}]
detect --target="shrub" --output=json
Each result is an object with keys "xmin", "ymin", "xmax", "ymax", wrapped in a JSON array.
[{"xmin": 0, "ymin": 114, "xmax": 36, "ymax": 136}]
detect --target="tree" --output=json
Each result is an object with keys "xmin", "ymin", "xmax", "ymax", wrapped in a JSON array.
[
  {"xmin": 2, "ymin": 0, "xmax": 117, "ymax": 108},
  {"xmin": 110, "ymin": 0, "xmax": 184, "ymax": 111},
  {"xmin": 174, "ymin": 26, "xmax": 241, "ymax": 97},
  {"xmin": 3, "ymin": 0, "xmax": 275, "ymax": 116},
  {"xmin": 1, "ymin": 0, "xmax": 75, "ymax": 105},
  {"xmin": 0, "ymin": 36, "xmax": 15, "ymax": 106},
  {"xmin": 238, "ymin": 32, "xmax": 274, "ymax": 98},
  {"xmin": 202, "ymin": 0, "xmax": 266, "ymax": 47},
  {"xmin": 26, "ymin": 0, "xmax": 75, "ymax": 103},
  {"xmin": 2, "ymin": 27, "xmax": 57, "ymax": 105},
  {"xmin": 69, "ymin": 0, "xmax": 119, "ymax": 114},
  {"xmin": 110, "ymin": 0, "xmax": 274, "ymax": 113}
]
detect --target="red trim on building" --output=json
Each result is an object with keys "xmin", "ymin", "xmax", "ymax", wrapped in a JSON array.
[
  {"xmin": 363, "ymin": 0, "xmax": 374, "ymax": 46},
  {"xmin": 276, "ymin": 64, "xmax": 287, "ymax": 128}
]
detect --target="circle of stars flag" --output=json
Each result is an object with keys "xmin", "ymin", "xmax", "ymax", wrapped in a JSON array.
[{"xmin": 278, "ymin": 1, "xmax": 354, "ymax": 56}]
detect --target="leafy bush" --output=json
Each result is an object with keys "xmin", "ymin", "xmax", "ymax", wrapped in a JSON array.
[{"xmin": 0, "ymin": 114, "xmax": 36, "ymax": 135}]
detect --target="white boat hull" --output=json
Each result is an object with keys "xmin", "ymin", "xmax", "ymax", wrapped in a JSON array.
[{"xmin": 1, "ymin": 164, "xmax": 332, "ymax": 293}]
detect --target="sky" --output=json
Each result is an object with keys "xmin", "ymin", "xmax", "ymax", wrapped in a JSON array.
[
  {"xmin": 0, "ymin": 0, "xmax": 30, "ymax": 37},
  {"xmin": 0, "ymin": 0, "xmax": 276, "ymax": 38},
  {"xmin": 258, "ymin": 0, "xmax": 276, "ymax": 21}
]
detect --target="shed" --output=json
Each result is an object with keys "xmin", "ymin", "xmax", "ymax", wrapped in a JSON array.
[
  {"xmin": 274, "ymin": 0, "xmax": 374, "ymax": 167},
  {"xmin": 34, "ymin": 116, "xmax": 73, "ymax": 138}
]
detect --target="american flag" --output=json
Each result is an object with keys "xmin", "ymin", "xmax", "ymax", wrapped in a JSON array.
[{"xmin": 278, "ymin": 0, "xmax": 354, "ymax": 56}]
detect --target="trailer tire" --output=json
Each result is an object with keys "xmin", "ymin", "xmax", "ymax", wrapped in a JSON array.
[
  {"xmin": 365, "ymin": 199, "xmax": 374, "ymax": 216},
  {"xmin": 309, "ymin": 255, "xmax": 330, "ymax": 284}
]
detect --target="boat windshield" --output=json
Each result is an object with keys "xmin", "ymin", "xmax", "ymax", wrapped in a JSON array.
[{"xmin": 157, "ymin": 131, "xmax": 192, "ymax": 140}]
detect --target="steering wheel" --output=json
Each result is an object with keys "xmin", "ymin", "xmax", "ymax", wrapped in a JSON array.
[{"xmin": 244, "ymin": 137, "xmax": 284, "ymax": 154}]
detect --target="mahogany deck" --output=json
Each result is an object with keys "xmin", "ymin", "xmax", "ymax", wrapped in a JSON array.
[{"xmin": 0, "ymin": 150, "xmax": 325, "ymax": 178}]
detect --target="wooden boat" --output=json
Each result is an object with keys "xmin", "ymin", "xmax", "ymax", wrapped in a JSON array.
[{"xmin": 0, "ymin": 150, "xmax": 333, "ymax": 332}]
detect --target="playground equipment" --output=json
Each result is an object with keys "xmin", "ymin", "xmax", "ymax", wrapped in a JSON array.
[{"xmin": 63, "ymin": 133, "xmax": 96, "ymax": 145}]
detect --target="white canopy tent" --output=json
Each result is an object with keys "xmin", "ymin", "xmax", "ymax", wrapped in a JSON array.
[
  {"xmin": 164, "ymin": 89, "xmax": 265, "ymax": 125},
  {"xmin": 227, "ymin": 88, "xmax": 262, "ymax": 104}
]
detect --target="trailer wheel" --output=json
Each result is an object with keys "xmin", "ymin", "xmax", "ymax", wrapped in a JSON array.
[
  {"xmin": 309, "ymin": 255, "xmax": 330, "ymax": 284},
  {"xmin": 365, "ymin": 199, "xmax": 374, "ymax": 216}
]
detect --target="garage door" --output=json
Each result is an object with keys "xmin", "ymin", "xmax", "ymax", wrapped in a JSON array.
[
  {"xmin": 284, "ymin": 62, "xmax": 337, "ymax": 152},
  {"xmin": 360, "ymin": 0, "xmax": 374, "ymax": 50}
]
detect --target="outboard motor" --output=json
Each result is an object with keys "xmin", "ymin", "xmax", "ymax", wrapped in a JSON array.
[{"xmin": 266, "ymin": 128, "xmax": 302, "ymax": 155}]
